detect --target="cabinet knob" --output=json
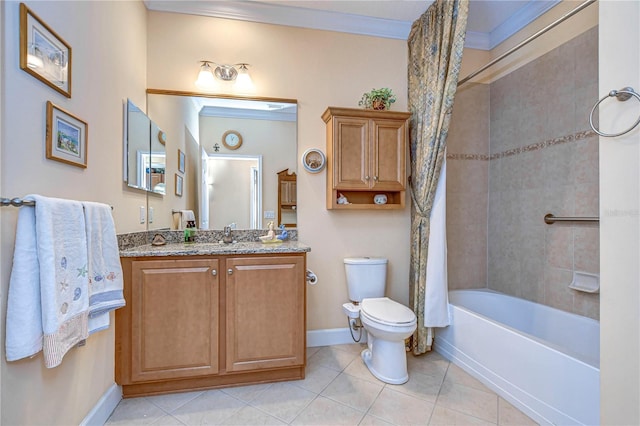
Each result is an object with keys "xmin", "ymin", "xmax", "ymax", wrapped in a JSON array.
[
  {"xmin": 373, "ymin": 176, "xmax": 379, "ymax": 181},
  {"xmin": 211, "ymin": 269, "xmax": 217, "ymax": 276},
  {"xmin": 228, "ymin": 268, "xmax": 233, "ymax": 275},
  {"xmin": 365, "ymin": 175, "xmax": 370, "ymax": 180}
]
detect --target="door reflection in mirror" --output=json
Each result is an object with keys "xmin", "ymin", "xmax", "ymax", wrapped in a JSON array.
[{"xmin": 207, "ymin": 155, "xmax": 262, "ymax": 229}]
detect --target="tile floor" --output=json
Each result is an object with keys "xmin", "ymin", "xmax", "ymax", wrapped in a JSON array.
[{"xmin": 105, "ymin": 344, "xmax": 538, "ymax": 425}]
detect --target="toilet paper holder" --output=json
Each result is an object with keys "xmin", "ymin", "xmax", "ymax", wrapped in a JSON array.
[{"xmin": 306, "ymin": 269, "xmax": 318, "ymax": 285}]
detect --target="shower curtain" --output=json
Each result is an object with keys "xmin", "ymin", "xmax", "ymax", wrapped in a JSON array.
[{"xmin": 407, "ymin": 0, "xmax": 468, "ymax": 355}]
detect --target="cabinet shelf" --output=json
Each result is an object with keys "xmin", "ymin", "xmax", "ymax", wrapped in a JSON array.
[{"xmin": 332, "ymin": 190, "xmax": 405, "ymax": 209}]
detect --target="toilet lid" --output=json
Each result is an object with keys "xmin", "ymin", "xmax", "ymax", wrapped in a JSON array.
[{"xmin": 361, "ymin": 297, "xmax": 416, "ymax": 325}]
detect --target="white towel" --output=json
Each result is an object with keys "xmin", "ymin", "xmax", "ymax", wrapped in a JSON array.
[
  {"xmin": 181, "ymin": 209, "xmax": 195, "ymax": 229},
  {"xmin": 82, "ymin": 201, "xmax": 125, "ymax": 334},
  {"xmin": 6, "ymin": 195, "xmax": 89, "ymax": 368},
  {"xmin": 172, "ymin": 210, "xmax": 195, "ymax": 230}
]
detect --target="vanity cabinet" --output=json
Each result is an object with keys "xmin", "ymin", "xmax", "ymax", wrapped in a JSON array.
[
  {"xmin": 225, "ymin": 256, "xmax": 305, "ymax": 372},
  {"xmin": 322, "ymin": 107, "xmax": 411, "ymax": 209},
  {"xmin": 116, "ymin": 252, "xmax": 306, "ymax": 397},
  {"xmin": 127, "ymin": 258, "xmax": 219, "ymax": 383}
]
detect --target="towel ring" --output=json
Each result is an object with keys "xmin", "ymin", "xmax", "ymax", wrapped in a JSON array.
[{"xmin": 589, "ymin": 87, "xmax": 640, "ymax": 137}]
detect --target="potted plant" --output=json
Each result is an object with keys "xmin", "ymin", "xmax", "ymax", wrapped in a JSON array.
[{"xmin": 358, "ymin": 88, "xmax": 397, "ymax": 110}]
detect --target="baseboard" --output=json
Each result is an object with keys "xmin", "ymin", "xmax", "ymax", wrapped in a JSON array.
[
  {"xmin": 306, "ymin": 327, "xmax": 367, "ymax": 347},
  {"xmin": 80, "ymin": 383, "xmax": 122, "ymax": 426}
]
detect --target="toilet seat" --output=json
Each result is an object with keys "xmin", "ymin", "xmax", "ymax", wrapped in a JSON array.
[{"xmin": 361, "ymin": 297, "xmax": 416, "ymax": 327}]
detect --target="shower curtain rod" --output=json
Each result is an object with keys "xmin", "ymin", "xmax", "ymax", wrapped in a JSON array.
[{"xmin": 457, "ymin": 0, "xmax": 597, "ymax": 87}]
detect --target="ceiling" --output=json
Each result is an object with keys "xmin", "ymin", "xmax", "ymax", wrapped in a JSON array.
[{"xmin": 145, "ymin": 0, "xmax": 561, "ymax": 50}]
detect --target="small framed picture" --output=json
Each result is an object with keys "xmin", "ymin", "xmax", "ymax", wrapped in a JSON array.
[
  {"xmin": 46, "ymin": 101, "xmax": 87, "ymax": 168},
  {"xmin": 175, "ymin": 174, "xmax": 183, "ymax": 196},
  {"xmin": 20, "ymin": 3, "xmax": 72, "ymax": 98},
  {"xmin": 178, "ymin": 149, "xmax": 185, "ymax": 174}
]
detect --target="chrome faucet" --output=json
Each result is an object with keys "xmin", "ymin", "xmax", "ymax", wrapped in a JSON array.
[{"xmin": 222, "ymin": 225, "xmax": 233, "ymax": 244}]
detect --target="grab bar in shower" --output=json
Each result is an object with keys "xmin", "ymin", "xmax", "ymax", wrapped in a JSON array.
[{"xmin": 544, "ymin": 213, "xmax": 599, "ymax": 225}]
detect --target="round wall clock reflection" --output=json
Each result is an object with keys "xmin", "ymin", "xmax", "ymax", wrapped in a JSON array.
[
  {"xmin": 302, "ymin": 148, "xmax": 326, "ymax": 173},
  {"xmin": 222, "ymin": 130, "xmax": 243, "ymax": 150}
]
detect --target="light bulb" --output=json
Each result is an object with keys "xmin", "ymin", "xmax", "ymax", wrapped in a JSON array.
[
  {"xmin": 234, "ymin": 64, "xmax": 254, "ymax": 93},
  {"xmin": 195, "ymin": 61, "xmax": 217, "ymax": 90}
]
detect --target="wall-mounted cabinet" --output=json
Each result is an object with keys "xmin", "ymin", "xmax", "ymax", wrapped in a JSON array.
[{"xmin": 322, "ymin": 107, "xmax": 411, "ymax": 210}]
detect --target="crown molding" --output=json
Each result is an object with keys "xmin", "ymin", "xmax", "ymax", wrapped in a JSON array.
[
  {"xmin": 144, "ymin": 0, "xmax": 561, "ymax": 48},
  {"xmin": 464, "ymin": 31, "xmax": 491, "ymax": 50},
  {"xmin": 200, "ymin": 106, "xmax": 296, "ymax": 122},
  {"xmin": 489, "ymin": 0, "xmax": 561, "ymax": 49},
  {"xmin": 145, "ymin": 1, "xmax": 412, "ymax": 40}
]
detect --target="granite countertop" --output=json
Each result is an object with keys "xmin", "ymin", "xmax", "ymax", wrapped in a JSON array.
[{"xmin": 120, "ymin": 241, "xmax": 311, "ymax": 257}]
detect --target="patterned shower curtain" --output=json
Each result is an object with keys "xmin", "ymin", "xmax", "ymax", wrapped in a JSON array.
[{"xmin": 407, "ymin": 0, "xmax": 468, "ymax": 355}]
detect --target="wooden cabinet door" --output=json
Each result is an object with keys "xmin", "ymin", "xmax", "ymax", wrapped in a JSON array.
[
  {"xmin": 225, "ymin": 256, "xmax": 305, "ymax": 372},
  {"xmin": 280, "ymin": 181, "xmax": 297, "ymax": 205},
  {"xmin": 371, "ymin": 118, "xmax": 406, "ymax": 190},
  {"xmin": 130, "ymin": 258, "xmax": 219, "ymax": 382},
  {"xmin": 333, "ymin": 116, "xmax": 370, "ymax": 189}
]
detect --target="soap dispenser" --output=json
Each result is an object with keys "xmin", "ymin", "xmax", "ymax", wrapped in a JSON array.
[{"xmin": 184, "ymin": 220, "xmax": 196, "ymax": 243}]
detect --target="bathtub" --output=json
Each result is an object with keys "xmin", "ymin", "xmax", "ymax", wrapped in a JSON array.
[{"xmin": 435, "ymin": 289, "xmax": 599, "ymax": 426}]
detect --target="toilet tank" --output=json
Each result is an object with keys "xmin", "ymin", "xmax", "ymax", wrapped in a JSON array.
[{"xmin": 344, "ymin": 257, "xmax": 388, "ymax": 303}]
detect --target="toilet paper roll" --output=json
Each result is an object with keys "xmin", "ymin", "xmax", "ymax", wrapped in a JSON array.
[{"xmin": 306, "ymin": 269, "xmax": 318, "ymax": 285}]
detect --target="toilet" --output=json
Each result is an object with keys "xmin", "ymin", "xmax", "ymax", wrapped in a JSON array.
[{"xmin": 342, "ymin": 257, "xmax": 417, "ymax": 384}]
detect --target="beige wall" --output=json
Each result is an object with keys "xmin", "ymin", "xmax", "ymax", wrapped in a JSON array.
[
  {"xmin": 599, "ymin": 2, "xmax": 640, "ymax": 423},
  {"xmin": 0, "ymin": 1, "xmax": 147, "ymax": 424},
  {"xmin": 147, "ymin": 11, "xmax": 411, "ymax": 330}
]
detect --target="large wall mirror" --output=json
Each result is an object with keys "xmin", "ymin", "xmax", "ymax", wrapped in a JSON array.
[
  {"xmin": 124, "ymin": 99, "xmax": 166, "ymax": 194},
  {"xmin": 145, "ymin": 90, "xmax": 298, "ymax": 231}
]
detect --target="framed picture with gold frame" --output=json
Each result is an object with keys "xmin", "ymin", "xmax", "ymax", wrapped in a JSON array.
[
  {"xmin": 46, "ymin": 101, "xmax": 87, "ymax": 168},
  {"xmin": 20, "ymin": 3, "xmax": 72, "ymax": 98}
]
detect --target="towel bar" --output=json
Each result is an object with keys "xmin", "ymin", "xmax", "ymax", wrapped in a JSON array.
[{"xmin": 1, "ymin": 197, "xmax": 113, "ymax": 209}]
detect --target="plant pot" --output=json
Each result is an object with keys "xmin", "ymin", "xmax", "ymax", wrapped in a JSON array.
[{"xmin": 372, "ymin": 99, "xmax": 386, "ymax": 110}]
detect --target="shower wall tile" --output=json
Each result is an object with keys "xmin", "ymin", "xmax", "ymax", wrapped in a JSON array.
[
  {"xmin": 447, "ymin": 82, "xmax": 490, "ymax": 290},
  {"xmin": 447, "ymin": 191, "xmax": 488, "ymax": 226},
  {"xmin": 483, "ymin": 28, "xmax": 600, "ymax": 318},
  {"xmin": 520, "ymin": 257, "xmax": 545, "ymax": 303},
  {"xmin": 574, "ymin": 226, "xmax": 600, "ymax": 274},
  {"xmin": 545, "ymin": 227, "xmax": 574, "ymax": 270},
  {"xmin": 574, "ymin": 291, "xmax": 600, "ymax": 319},
  {"xmin": 448, "ymin": 254, "xmax": 487, "ymax": 290},
  {"xmin": 447, "ymin": 28, "xmax": 598, "ymax": 318},
  {"xmin": 544, "ymin": 266, "xmax": 574, "ymax": 312}
]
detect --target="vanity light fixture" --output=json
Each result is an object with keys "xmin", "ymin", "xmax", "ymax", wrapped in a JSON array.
[{"xmin": 195, "ymin": 60, "xmax": 254, "ymax": 92}]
